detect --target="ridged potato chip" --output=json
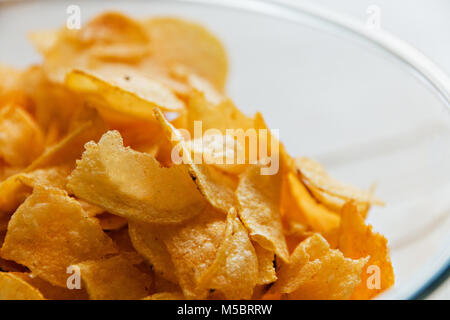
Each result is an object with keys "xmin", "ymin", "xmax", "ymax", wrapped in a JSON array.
[
  {"xmin": 67, "ymin": 130, "xmax": 206, "ymax": 224},
  {"xmin": 0, "ymin": 186, "xmax": 117, "ymax": 287}
]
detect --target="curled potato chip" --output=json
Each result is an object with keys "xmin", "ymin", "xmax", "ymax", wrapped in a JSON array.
[
  {"xmin": 296, "ymin": 157, "xmax": 383, "ymax": 207},
  {"xmin": 155, "ymin": 108, "xmax": 237, "ymax": 214},
  {"xmin": 142, "ymin": 17, "xmax": 228, "ymax": 90},
  {"xmin": 0, "ymin": 272, "xmax": 45, "ymax": 300},
  {"xmin": 28, "ymin": 30, "xmax": 59, "ymax": 56},
  {"xmin": 128, "ymin": 221, "xmax": 178, "ymax": 283},
  {"xmin": 0, "ymin": 185, "xmax": 117, "ymax": 287},
  {"xmin": 0, "ymin": 105, "xmax": 44, "ymax": 167},
  {"xmin": 338, "ymin": 202, "xmax": 394, "ymax": 299},
  {"xmin": 284, "ymin": 172, "xmax": 340, "ymax": 234},
  {"xmin": 76, "ymin": 254, "xmax": 152, "ymax": 300},
  {"xmin": 198, "ymin": 208, "xmax": 258, "ymax": 299},
  {"xmin": 65, "ymin": 66, "xmax": 184, "ymax": 121},
  {"xmin": 12, "ymin": 272, "xmax": 89, "ymax": 300},
  {"xmin": 236, "ymin": 164, "xmax": 289, "ymax": 262},
  {"xmin": 273, "ymin": 233, "xmax": 368, "ymax": 300},
  {"xmin": 68, "ymin": 130, "xmax": 206, "ymax": 224}
]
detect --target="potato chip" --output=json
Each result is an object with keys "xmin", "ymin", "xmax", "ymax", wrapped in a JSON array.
[
  {"xmin": 0, "ymin": 166, "xmax": 71, "ymax": 230},
  {"xmin": 285, "ymin": 172, "xmax": 340, "ymax": 234},
  {"xmin": 65, "ymin": 66, "xmax": 184, "ymax": 122},
  {"xmin": 76, "ymin": 254, "xmax": 152, "ymax": 300},
  {"xmin": 338, "ymin": 202, "xmax": 394, "ymax": 299},
  {"xmin": 0, "ymin": 186, "xmax": 117, "ymax": 287},
  {"xmin": 96, "ymin": 212, "xmax": 127, "ymax": 231},
  {"xmin": 26, "ymin": 109, "xmax": 107, "ymax": 171},
  {"xmin": 236, "ymin": 164, "xmax": 289, "ymax": 262},
  {"xmin": 0, "ymin": 272, "xmax": 45, "ymax": 300},
  {"xmin": 12, "ymin": 272, "xmax": 89, "ymax": 300},
  {"xmin": 198, "ymin": 208, "xmax": 258, "ymax": 299},
  {"xmin": 28, "ymin": 30, "xmax": 59, "ymax": 56},
  {"xmin": 296, "ymin": 157, "xmax": 383, "ymax": 207},
  {"xmin": 272, "ymin": 233, "xmax": 368, "ymax": 300},
  {"xmin": 154, "ymin": 108, "xmax": 237, "ymax": 214},
  {"xmin": 128, "ymin": 221, "xmax": 178, "ymax": 283},
  {"xmin": 0, "ymin": 104, "xmax": 44, "ymax": 167},
  {"xmin": 143, "ymin": 292, "xmax": 184, "ymax": 300},
  {"xmin": 68, "ymin": 130, "xmax": 206, "ymax": 224},
  {"xmin": 254, "ymin": 242, "xmax": 277, "ymax": 285},
  {"xmin": 162, "ymin": 206, "xmax": 226, "ymax": 299},
  {"xmin": 142, "ymin": 17, "xmax": 228, "ymax": 90}
]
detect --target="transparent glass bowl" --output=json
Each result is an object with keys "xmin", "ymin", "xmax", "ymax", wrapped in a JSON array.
[{"xmin": 1, "ymin": 0, "xmax": 449, "ymax": 299}]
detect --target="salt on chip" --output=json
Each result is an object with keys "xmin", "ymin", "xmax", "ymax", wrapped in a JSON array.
[
  {"xmin": 142, "ymin": 17, "xmax": 228, "ymax": 90},
  {"xmin": 67, "ymin": 130, "xmax": 206, "ymax": 224},
  {"xmin": 75, "ymin": 254, "xmax": 152, "ymax": 300},
  {"xmin": 128, "ymin": 221, "xmax": 178, "ymax": 283},
  {"xmin": 0, "ymin": 272, "xmax": 45, "ymax": 300},
  {"xmin": 273, "ymin": 233, "xmax": 368, "ymax": 300},
  {"xmin": 154, "ymin": 108, "xmax": 237, "ymax": 214},
  {"xmin": 0, "ymin": 185, "xmax": 117, "ymax": 287},
  {"xmin": 0, "ymin": 104, "xmax": 44, "ymax": 167},
  {"xmin": 65, "ymin": 66, "xmax": 184, "ymax": 121},
  {"xmin": 198, "ymin": 208, "xmax": 258, "ymax": 300},
  {"xmin": 338, "ymin": 202, "xmax": 394, "ymax": 299},
  {"xmin": 236, "ymin": 164, "xmax": 289, "ymax": 262}
]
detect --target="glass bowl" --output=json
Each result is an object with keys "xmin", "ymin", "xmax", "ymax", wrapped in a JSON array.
[{"xmin": 1, "ymin": 0, "xmax": 449, "ymax": 299}]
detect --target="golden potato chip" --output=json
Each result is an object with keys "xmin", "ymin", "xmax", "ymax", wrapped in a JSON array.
[
  {"xmin": 236, "ymin": 164, "xmax": 289, "ymax": 262},
  {"xmin": 154, "ymin": 108, "xmax": 237, "ymax": 214},
  {"xmin": 0, "ymin": 104, "xmax": 44, "ymax": 167},
  {"xmin": 0, "ymin": 166, "xmax": 71, "ymax": 230},
  {"xmin": 0, "ymin": 272, "xmax": 45, "ymax": 300},
  {"xmin": 142, "ymin": 17, "xmax": 228, "ymax": 90},
  {"xmin": 186, "ymin": 91, "xmax": 254, "ymax": 136},
  {"xmin": 273, "ymin": 233, "xmax": 368, "ymax": 300},
  {"xmin": 68, "ymin": 130, "xmax": 206, "ymax": 224},
  {"xmin": 253, "ymin": 242, "xmax": 277, "ymax": 285},
  {"xmin": 163, "ymin": 206, "xmax": 226, "ymax": 299},
  {"xmin": 26, "ymin": 110, "xmax": 107, "ymax": 171},
  {"xmin": 12, "ymin": 272, "xmax": 89, "ymax": 300},
  {"xmin": 96, "ymin": 212, "xmax": 127, "ymax": 231},
  {"xmin": 198, "ymin": 208, "xmax": 258, "ymax": 299},
  {"xmin": 338, "ymin": 202, "xmax": 394, "ymax": 299},
  {"xmin": 65, "ymin": 66, "xmax": 184, "ymax": 122},
  {"xmin": 0, "ymin": 231, "xmax": 28, "ymax": 272},
  {"xmin": 76, "ymin": 254, "xmax": 152, "ymax": 300},
  {"xmin": 285, "ymin": 172, "xmax": 340, "ymax": 234},
  {"xmin": 0, "ymin": 186, "xmax": 117, "ymax": 287},
  {"xmin": 128, "ymin": 221, "xmax": 178, "ymax": 283},
  {"xmin": 296, "ymin": 157, "xmax": 383, "ymax": 207},
  {"xmin": 143, "ymin": 292, "xmax": 184, "ymax": 300}
]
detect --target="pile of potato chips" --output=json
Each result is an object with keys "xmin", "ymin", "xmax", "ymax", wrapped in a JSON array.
[{"xmin": 0, "ymin": 12, "xmax": 393, "ymax": 300}]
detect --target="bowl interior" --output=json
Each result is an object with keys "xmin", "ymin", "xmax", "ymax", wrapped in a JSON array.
[{"xmin": 1, "ymin": 0, "xmax": 449, "ymax": 299}]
